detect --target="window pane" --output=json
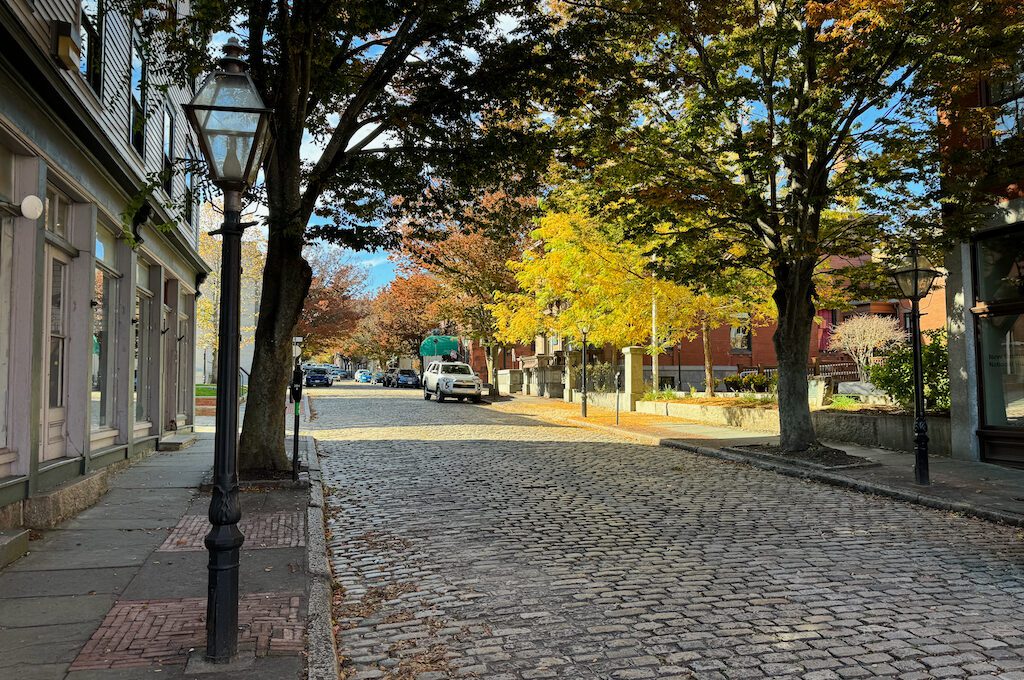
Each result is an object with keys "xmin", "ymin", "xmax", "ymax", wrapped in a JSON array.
[
  {"xmin": 176, "ymin": 309, "xmax": 191, "ymax": 420},
  {"xmin": 975, "ymin": 232, "xmax": 1024, "ymax": 305},
  {"xmin": 50, "ymin": 260, "xmax": 64, "ymax": 334},
  {"xmin": 129, "ymin": 34, "xmax": 145, "ymax": 154},
  {"xmin": 135, "ymin": 294, "xmax": 151, "ymax": 421},
  {"xmin": 979, "ymin": 314, "xmax": 1024, "ymax": 427},
  {"xmin": 49, "ymin": 337, "xmax": 64, "ymax": 408},
  {"xmin": 91, "ymin": 268, "xmax": 116, "ymax": 429},
  {"xmin": 0, "ymin": 145, "xmax": 12, "ymax": 202},
  {"xmin": 163, "ymin": 110, "xmax": 173, "ymax": 160},
  {"xmin": 95, "ymin": 228, "xmax": 116, "ymax": 267},
  {"xmin": 130, "ymin": 38, "xmax": 144, "ymax": 104},
  {"xmin": 45, "ymin": 190, "xmax": 68, "ymax": 238}
]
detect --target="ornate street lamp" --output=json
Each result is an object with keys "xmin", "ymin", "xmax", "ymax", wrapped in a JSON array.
[
  {"xmin": 890, "ymin": 242, "xmax": 942, "ymax": 486},
  {"xmin": 184, "ymin": 37, "xmax": 272, "ymax": 664}
]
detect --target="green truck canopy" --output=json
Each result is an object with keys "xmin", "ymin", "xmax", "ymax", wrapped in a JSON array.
[{"xmin": 419, "ymin": 335, "xmax": 460, "ymax": 357}]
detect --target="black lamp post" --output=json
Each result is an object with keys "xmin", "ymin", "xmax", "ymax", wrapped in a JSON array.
[
  {"xmin": 890, "ymin": 242, "xmax": 941, "ymax": 486},
  {"xmin": 184, "ymin": 37, "xmax": 272, "ymax": 663},
  {"xmin": 578, "ymin": 323, "xmax": 591, "ymax": 418}
]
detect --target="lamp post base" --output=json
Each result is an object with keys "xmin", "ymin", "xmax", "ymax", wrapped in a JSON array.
[{"xmin": 186, "ymin": 645, "xmax": 255, "ymax": 674}]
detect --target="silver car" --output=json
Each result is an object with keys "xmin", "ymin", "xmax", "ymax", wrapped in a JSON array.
[{"xmin": 422, "ymin": 361, "xmax": 483, "ymax": 403}]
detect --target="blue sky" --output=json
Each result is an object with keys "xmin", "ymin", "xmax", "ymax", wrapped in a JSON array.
[{"xmin": 351, "ymin": 250, "xmax": 396, "ymax": 292}]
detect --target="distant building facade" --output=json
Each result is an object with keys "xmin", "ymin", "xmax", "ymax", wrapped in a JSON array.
[{"xmin": 0, "ymin": 0, "xmax": 208, "ymax": 526}]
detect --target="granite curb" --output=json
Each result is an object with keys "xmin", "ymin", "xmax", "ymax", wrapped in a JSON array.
[
  {"xmin": 303, "ymin": 435, "xmax": 339, "ymax": 680},
  {"xmin": 525, "ymin": 409, "xmax": 1024, "ymax": 529}
]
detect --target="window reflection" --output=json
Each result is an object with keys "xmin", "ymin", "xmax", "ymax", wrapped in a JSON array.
[
  {"xmin": 979, "ymin": 314, "xmax": 1024, "ymax": 427},
  {"xmin": 91, "ymin": 267, "xmax": 116, "ymax": 429}
]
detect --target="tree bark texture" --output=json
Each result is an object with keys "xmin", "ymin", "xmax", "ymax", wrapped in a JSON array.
[
  {"xmin": 772, "ymin": 257, "xmax": 819, "ymax": 452},
  {"xmin": 702, "ymin": 319, "xmax": 715, "ymax": 397},
  {"xmin": 238, "ymin": 230, "xmax": 312, "ymax": 472}
]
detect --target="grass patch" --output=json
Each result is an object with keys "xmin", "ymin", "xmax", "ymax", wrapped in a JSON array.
[
  {"xmin": 827, "ymin": 395, "xmax": 861, "ymax": 410},
  {"xmin": 195, "ymin": 383, "xmax": 249, "ymax": 397}
]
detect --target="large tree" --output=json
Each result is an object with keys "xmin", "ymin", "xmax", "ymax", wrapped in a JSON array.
[
  {"xmin": 126, "ymin": 0, "xmax": 554, "ymax": 469},
  {"xmin": 294, "ymin": 248, "xmax": 366, "ymax": 359},
  {"xmin": 543, "ymin": 0, "xmax": 1018, "ymax": 451}
]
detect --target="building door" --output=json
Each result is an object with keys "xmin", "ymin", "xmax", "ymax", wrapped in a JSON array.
[{"xmin": 42, "ymin": 247, "xmax": 70, "ymax": 461}]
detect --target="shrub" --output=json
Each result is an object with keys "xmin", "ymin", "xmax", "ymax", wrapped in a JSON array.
[
  {"xmin": 869, "ymin": 329, "xmax": 950, "ymax": 412},
  {"xmin": 642, "ymin": 387, "xmax": 678, "ymax": 401},
  {"xmin": 723, "ymin": 374, "xmax": 744, "ymax": 392},
  {"xmin": 572, "ymin": 362, "xmax": 617, "ymax": 393},
  {"xmin": 741, "ymin": 373, "xmax": 777, "ymax": 392}
]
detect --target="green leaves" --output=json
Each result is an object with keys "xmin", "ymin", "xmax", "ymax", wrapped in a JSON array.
[{"xmin": 869, "ymin": 329, "xmax": 951, "ymax": 412}]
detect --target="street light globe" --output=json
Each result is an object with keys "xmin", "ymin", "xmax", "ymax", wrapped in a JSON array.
[
  {"xmin": 891, "ymin": 246, "xmax": 941, "ymax": 301},
  {"xmin": 184, "ymin": 38, "xmax": 272, "ymax": 191}
]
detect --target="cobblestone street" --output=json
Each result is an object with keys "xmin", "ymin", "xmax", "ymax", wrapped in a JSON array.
[{"xmin": 313, "ymin": 384, "xmax": 1024, "ymax": 680}]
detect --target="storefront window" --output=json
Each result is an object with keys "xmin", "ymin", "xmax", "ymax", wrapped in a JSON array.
[
  {"xmin": 176, "ymin": 304, "xmax": 192, "ymax": 421},
  {"xmin": 135, "ymin": 260, "xmax": 152, "ymax": 423},
  {"xmin": 0, "ymin": 219, "xmax": 11, "ymax": 449},
  {"xmin": 91, "ymin": 230, "xmax": 118, "ymax": 431},
  {"xmin": 978, "ymin": 314, "xmax": 1024, "ymax": 427},
  {"xmin": 975, "ymin": 231, "xmax": 1024, "ymax": 305}
]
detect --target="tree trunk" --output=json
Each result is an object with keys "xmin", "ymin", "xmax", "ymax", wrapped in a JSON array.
[
  {"xmin": 772, "ymin": 257, "xmax": 819, "ymax": 452},
  {"xmin": 651, "ymin": 291, "xmax": 659, "ymax": 389},
  {"xmin": 485, "ymin": 342, "xmax": 500, "ymax": 397},
  {"xmin": 702, "ymin": 318, "xmax": 715, "ymax": 397},
  {"xmin": 210, "ymin": 349, "xmax": 218, "ymax": 385},
  {"xmin": 238, "ymin": 230, "xmax": 312, "ymax": 472}
]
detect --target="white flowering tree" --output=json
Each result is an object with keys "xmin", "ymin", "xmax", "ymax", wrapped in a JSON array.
[{"xmin": 827, "ymin": 315, "xmax": 907, "ymax": 382}]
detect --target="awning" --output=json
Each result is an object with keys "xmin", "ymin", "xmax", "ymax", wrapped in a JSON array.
[{"xmin": 419, "ymin": 335, "xmax": 460, "ymax": 357}]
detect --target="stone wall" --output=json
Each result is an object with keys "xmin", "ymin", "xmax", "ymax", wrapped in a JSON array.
[
  {"xmin": 635, "ymin": 400, "xmax": 781, "ymax": 433},
  {"xmin": 811, "ymin": 411, "xmax": 952, "ymax": 456}
]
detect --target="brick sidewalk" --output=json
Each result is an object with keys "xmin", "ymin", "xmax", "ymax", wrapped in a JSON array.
[{"xmin": 0, "ymin": 433, "xmax": 321, "ymax": 680}]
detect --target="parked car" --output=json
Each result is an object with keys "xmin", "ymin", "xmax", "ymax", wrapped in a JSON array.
[
  {"xmin": 382, "ymin": 367, "xmax": 399, "ymax": 387},
  {"xmin": 355, "ymin": 369, "xmax": 372, "ymax": 383},
  {"xmin": 394, "ymin": 369, "xmax": 421, "ymax": 389},
  {"xmin": 304, "ymin": 367, "xmax": 334, "ymax": 387},
  {"xmin": 372, "ymin": 371, "xmax": 385, "ymax": 384},
  {"xmin": 337, "ymin": 370, "xmax": 352, "ymax": 380},
  {"xmin": 422, "ymin": 361, "xmax": 483, "ymax": 403}
]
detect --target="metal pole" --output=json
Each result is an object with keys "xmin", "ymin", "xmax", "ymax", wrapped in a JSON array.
[
  {"xmin": 205, "ymin": 189, "xmax": 244, "ymax": 662},
  {"xmin": 581, "ymin": 333, "xmax": 588, "ymax": 418},
  {"xmin": 615, "ymin": 370, "xmax": 621, "ymax": 425},
  {"xmin": 911, "ymin": 296, "xmax": 930, "ymax": 485},
  {"xmin": 291, "ymin": 359, "xmax": 302, "ymax": 482}
]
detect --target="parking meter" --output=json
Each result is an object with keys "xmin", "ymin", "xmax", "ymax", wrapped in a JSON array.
[
  {"xmin": 290, "ymin": 361, "xmax": 303, "ymax": 403},
  {"xmin": 289, "ymin": 360, "xmax": 303, "ymax": 481}
]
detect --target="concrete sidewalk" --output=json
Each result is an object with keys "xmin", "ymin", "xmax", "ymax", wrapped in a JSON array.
[
  {"xmin": 492, "ymin": 395, "xmax": 1024, "ymax": 527},
  {"xmin": 0, "ymin": 431, "xmax": 332, "ymax": 680}
]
